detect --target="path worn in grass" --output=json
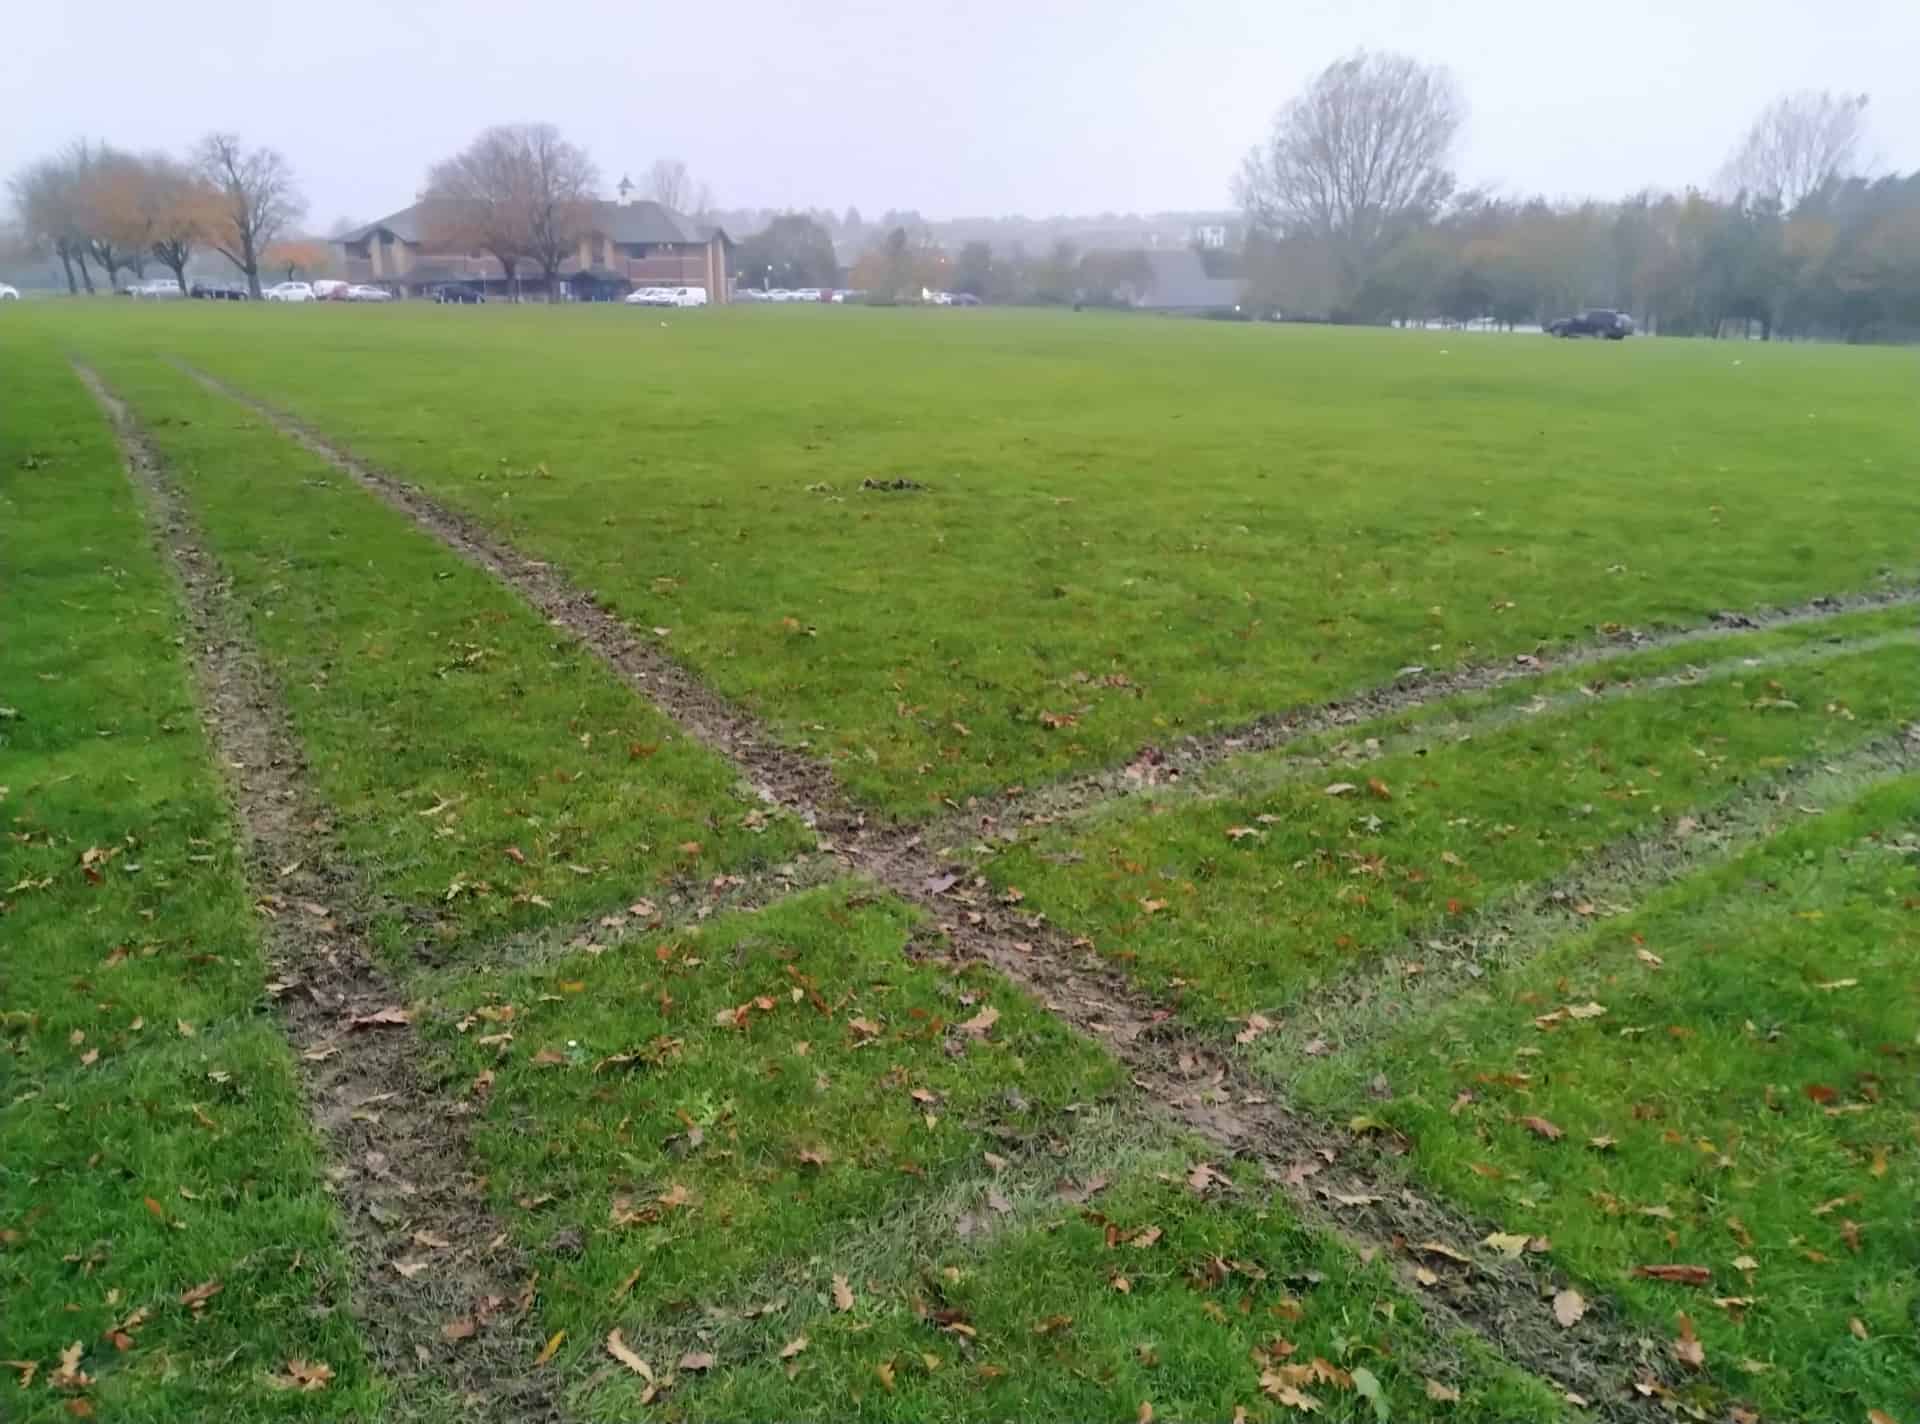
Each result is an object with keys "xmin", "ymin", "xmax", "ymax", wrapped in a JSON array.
[
  {"xmin": 78, "ymin": 364, "xmax": 561, "ymax": 1420},
  {"xmin": 173, "ymin": 355, "xmax": 1695, "ymax": 1415},
  {"xmin": 1, "ymin": 340, "xmax": 376, "ymax": 1421}
]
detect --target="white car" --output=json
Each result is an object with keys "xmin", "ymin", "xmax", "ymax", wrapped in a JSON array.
[
  {"xmin": 312, "ymin": 279, "xmax": 350, "ymax": 301},
  {"xmin": 129, "ymin": 278, "xmax": 183, "ymax": 299},
  {"xmin": 264, "ymin": 281, "xmax": 316, "ymax": 302},
  {"xmin": 0, "ymin": 283, "xmax": 18, "ymax": 301},
  {"xmin": 626, "ymin": 286, "xmax": 707, "ymax": 308},
  {"xmin": 345, "ymin": 284, "xmax": 393, "ymax": 302}
]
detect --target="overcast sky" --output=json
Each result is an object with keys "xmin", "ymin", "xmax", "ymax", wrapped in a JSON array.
[{"xmin": 7, "ymin": 0, "xmax": 1917, "ymax": 229}]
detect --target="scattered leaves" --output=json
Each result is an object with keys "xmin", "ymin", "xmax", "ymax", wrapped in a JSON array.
[{"xmin": 1633, "ymin": 1264, "xmax": 1711, "ymax": 1287}]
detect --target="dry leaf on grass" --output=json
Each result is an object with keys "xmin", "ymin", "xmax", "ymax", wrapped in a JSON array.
[
  {"xmin": 533, "ymin": 1331, "xmax": 565, "ymax": 1367},
  {"xmin": 1424, "ymin": 1377, "xmax": 1461, "ymax": 1402},
  {"xmin": 349, "ymin": 1006, "xmax": 410, "ymax": 1029},
  {"xmin": 957, "ymin": 1005, "xmax": 1000, "ymax": 1035},
  {"xmin": 779, "ymin": 1336, "xmax": 809, "ymax": 1360},
  {"xmin": 832, "ymin": 1275, "xmax": 854, "ymax": 1311},
  {"xmin": 1671, "ymin": 1313, "xmax": 1706, "ymax": 1369},
  {"xmin": 1518, "ymin": 1115, "xmax": 1564, "ymax": 1140},
  {"xmin": 605, "ymin": 1330, "xmax": 654, "ymax": 1380},
  {"xmin": 679, "ymin": 1351, "xmax": 715, "ymax": 1372},
  {"xmin": 267, "ymin": 1359, "xmax": 334, "ymax": 1392},
  {"xmin": 1552, "ymin": 1289, "xmax": 1586, "ymax": 1327},
  {"xmin": 1632, "ymin": 1264, "xmax": 1711, "ymax": 1286}
]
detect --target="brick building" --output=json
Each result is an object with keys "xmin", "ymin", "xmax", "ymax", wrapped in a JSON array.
[{"xmin": 335, "ymin": 178, "xmax": 732, "ymax": 301}]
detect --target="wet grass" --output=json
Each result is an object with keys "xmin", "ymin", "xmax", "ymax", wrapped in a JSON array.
[
  {"xmin": 44, "ymin": 301, "xmax": 1920, "ymax": 815},
  {"xmin": 74, "ymin": 348, "xmax": 812, "ymax": 969},
  {"xmin": 979, "ymin": 640, "xmax": 1917, "ymax": 1022},
  {"xmin": 0, "ymin": 330, "xmax": 380, "ymax": 1420},
  {"xmin": 1296, "ymin": 775, "xmax": 1920, "ymax": 1422}
]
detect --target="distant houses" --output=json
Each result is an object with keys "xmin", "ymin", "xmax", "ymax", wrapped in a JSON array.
[{"xmin": 335, "ymin": 180, "xmax": 733, "ymax": 301}]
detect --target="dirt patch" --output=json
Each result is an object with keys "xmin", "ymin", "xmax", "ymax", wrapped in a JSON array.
[{"xmin": 79, "ymin": 364, "xmax": 562, "ymax": 1420}]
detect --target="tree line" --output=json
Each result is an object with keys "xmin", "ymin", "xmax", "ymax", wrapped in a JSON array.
[
  {"xmin": 11, "ymin": 135, "xmax": 304, "ymax": 298},
  {"xmin": 1234, "ymin": 55, "xmax": 1918, "ymax": 340}
]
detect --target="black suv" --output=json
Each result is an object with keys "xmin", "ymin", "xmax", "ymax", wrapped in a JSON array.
[
  {"xmin": 431, "ymin": 284, "xmax": 486, "ymax": 304},
  {"xmin": 1547, "ymin": 308, "xmax": 1633, "ymax": 339},
  {"xmin": 190, "ymin": 280, "xmax": 249, "ymax": 300}
]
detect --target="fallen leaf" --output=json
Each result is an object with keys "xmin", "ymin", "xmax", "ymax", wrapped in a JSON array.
[
  {"xmin": 267, "ymin": 1359, "xmax": 335, "ymax": 1392},
  {"xmin": 1633, "ymin": 1264, "xmax": 1712, "ymax": 1286},
  {"xmin": 1365, "ymin": 777, "xmax": 1392, "ymax": 800},
  {"xmin": 1186, "ymin": 1161, "xmax": 1228, "ymax": 1195},
  {"xmin": 605, "ymin": 1330, "xmax": 653, "ymax": 1380},
  {"xmin": 178, "ymin": 1279, "xmax": 222, "ymax": 1309},
  {"xmin": 176, "ymin": 1019, "xmax": 196, "ymax": 1038},
  {"xmin": 529, "ymin": 1047, "xmax": 568, "ymax": 1067},
  {"xmin": 391, "ymin": 1259, "xmax": 429, "ymax": 1280},
  {"xmin": 1484, "ymin": 1231, "xmax": 1530, "ymax": 1258},
  {"xmin": 1671, "ymin": 1312, "xmax": 1705, "ymax": 1369},
  {"xmin": 957, "ymin": 1006, "xmax": 1000, "ymax": 1036},
  {"xmin": 1849, "ymin": 1317, "xmax": 1869, "ymax": 1341},
  {"xmin": 50, "ymin": 1342, "xmax": 91, "ymax": 1391},
  {"xmin": 1235, "ymin": 1013, "xmax": 1274, "ymax": 1046},
  {"xmin": 779, "ymin": 1336, "xmax": 809, "ymax": 1360},
  {"xmin": 1323, "ymin": 782, "xmax": 1356, "ymax": 797},
  {"xmin": 1031, "ymin": 1314, "xmax": 1073, "ymax": 1336},
  {"xmin": 3, "ymin": 1361, "xmax": 38, "ymax": 1389},
  {"xmin": 1138, "ymin": 1402, "xmax": 1155, "ymax": 1424},
  {"xmin": 1519, "ymin": 1115, "xmax": 1564, "ymax": 1141},
  {"xmin": 1424, "ymin": 1377, "xmax": 1461, "ymax": 1402},
  {"xmin": 680, "ymin": 1351, "xmax": 715, "ymax": 1371},
  {"xmin": 349, "ymin": 1006, "xmax": 410, "ymax": 1029},
  {"xmin": 534, "ymin": 1331, "xmax": 565, "ymax": 1367},
  {"xmin": 832, "ymin": 1275, "xmax": 854, "ymax": 1311},
  {"xmin": 1812, "ymin": 978, "xmax": 1858, "ymax": 991},
  {"xmin": 847, "ymin": 1017, "xmax": 882, "ymax": 1039},
  {"xmin": 442, "ymin": 1318, "xmax": 477, "ymax": 1342},
  {"xmin": 610, "ymin": 1267, "xmax": 642, "ymax": 1302},
  {"xmin": 875, "ymin": 1359, "xmax": 896, "ymax": 1391},
  {"xmin": 1553, "ymin": 1289, "xmax": 1586, "ymax": 1328}
]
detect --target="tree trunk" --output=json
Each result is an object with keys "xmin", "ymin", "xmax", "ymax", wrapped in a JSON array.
[
  {"xmin": 57, "ymin": 248, "xmax": 77, "ymax": 295},
  {"xmin": 74, "ymin": 247, "xmax": 95, "ymax": 294},
  {"xmin": 165, "ymin": 257, "xmax": 190, "ymax": 294},
  {"xmin": 241, "ymin": 233, "xmax": 262, "ymax": 298}
]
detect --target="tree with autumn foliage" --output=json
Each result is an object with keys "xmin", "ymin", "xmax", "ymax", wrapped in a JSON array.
[
  {"xmin": 262, "ymin": 239, "xmax": 330, "ymax": 281},
  {"xmin": 144, "ymin": 158, "xmax": 222, "ymax": 294}
]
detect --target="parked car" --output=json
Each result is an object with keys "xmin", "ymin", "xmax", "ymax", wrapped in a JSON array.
[
  {"xmin": 624, "ymin": 286, "xmax": 670, "ymax": 306},
  {"xmin": 312, "ymin": 279, "xmax": 350, "ymax": 301},
  {"xmin": 129, "ymin": 278, "xmax": 183, "ymax": 299},
  {"xmin": 431, "ymin": 284, "xmax": 485, "ymax": 304},
  {"xmin": 1546, "ymin": 308, "xmax": 1633, "ymax": 339},
  {"xmin": 264, "ymin": 281, "xmax": 316, "ymax": 302},
  {"xmin": 0, "ymin": 283, "xmax": 19, "ymax": 301},
  {"xmin": 345, "ymin": 284, "xmax": 393, "ymax": 302},
  {"xmin": 949, "ymin": 292, "xmax": 982, "ymax": 307},
  {"xmin": 627, "ymin": 286, "xmax": 707, "ymax": 307},
  {"xmin": 190, "ymin": 280, "xmax": 249, "ymax": 300}
]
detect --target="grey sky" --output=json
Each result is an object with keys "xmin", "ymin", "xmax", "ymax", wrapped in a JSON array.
[{"xmin": 8, "ymin": 0, "xmax": 1917, "ymax": 229}]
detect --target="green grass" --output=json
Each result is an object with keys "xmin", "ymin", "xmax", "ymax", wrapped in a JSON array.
[
  {"xmin": 980, "ymin": 640, "xmax": 1917, "ymax": 1021},
  {"xmin": 419, "ymin": 884, "xmax": 1558, "ymax": 1421},
  {"xmin": 658, "ymin": 1164, "xmax": 1565, "ymax": 1423},
  {"xmin": 1, "ymin": 328, "xmax": 380, "ymax": 1420},
  {"xmin": 15, "ymin": 302, "xmax": 1920, "ymax": 1416},
  {"xmin": 75, "ymin": 348, "xmax": 812, "ymax": 969},
  {"xmin": 47, "ymin": 302, "xmax": 1920, "ymax": 814},
  {"xmin": 1296, "ymin": 776, "xmax": 1920, "ymax": 1422}
]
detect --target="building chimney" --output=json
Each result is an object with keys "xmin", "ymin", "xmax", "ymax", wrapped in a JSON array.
[{"xmin": 616, "ymin": 174, "xmax": 635, "ymax": 208}]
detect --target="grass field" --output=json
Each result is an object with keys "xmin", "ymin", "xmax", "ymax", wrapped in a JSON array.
[{"xmin": 4, "ymin": 301, "xmax": 1917, "ymax": 1422}]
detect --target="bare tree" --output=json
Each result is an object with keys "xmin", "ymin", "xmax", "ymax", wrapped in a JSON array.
[
  {"xmin": 11, "ymin": 147, "xmax": 94, "ymax": 293},
  {"xmin": 1235, "ymin": 50, "xmax": 1464, "ymax": 308},
  {"xmin": 422, "ymin": 126, "xmax": 536, "ymax": 296},
  {"xmin": 521, "ymin": 124, "xmax": 599, "ymax": 297},
  {"xmin": 645, "ymin": 157, "xmax": 693, "ymax": 212},
  {"xmin": 1721, "ymin": 91, "xmax": 1869, "ymax": 212},
  {"xmin": 195, "ymin": 132, "xmax": 306, "ymax": 297}
]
